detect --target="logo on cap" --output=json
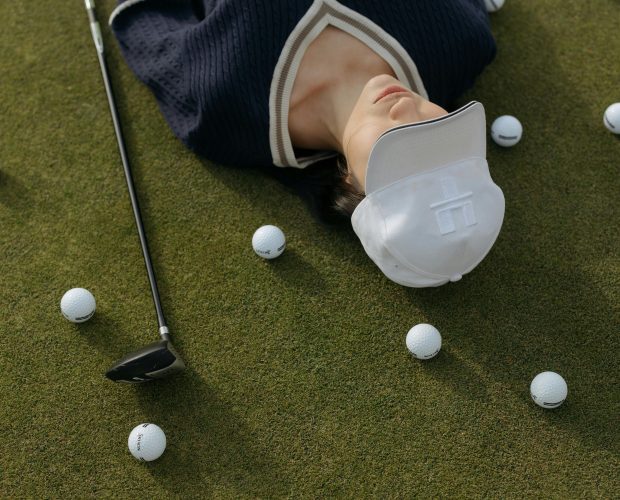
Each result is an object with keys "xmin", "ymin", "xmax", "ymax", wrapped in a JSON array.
[{"xmin": 430, "ymin": 177, "xmax": 477, "ymax": 235}]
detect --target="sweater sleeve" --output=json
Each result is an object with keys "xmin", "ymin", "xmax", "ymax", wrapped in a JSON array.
[
  {"xmin": 110, "ymin": 0, "xmax": 202, "ymax": 149},
  {"xmin": 110, "ymin": 0, "xmax": 279, "ymax": 167}
]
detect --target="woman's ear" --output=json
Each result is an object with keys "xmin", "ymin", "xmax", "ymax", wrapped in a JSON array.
[{"xmin": 341, "ymin": 156, "xmax": 365, "ymax": 194}]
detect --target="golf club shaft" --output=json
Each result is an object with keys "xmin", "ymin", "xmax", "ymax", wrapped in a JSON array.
[{"xmin": 85, "ymin": 0, "xmax": 169, "ymax": 340}]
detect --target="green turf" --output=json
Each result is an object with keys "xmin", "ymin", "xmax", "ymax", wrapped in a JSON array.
[{"xmin": 1, "ymin": 0, "xmax": 618, "ymax": 497}]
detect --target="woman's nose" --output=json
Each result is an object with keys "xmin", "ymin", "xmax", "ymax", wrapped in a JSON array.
[{"xmin": 388, "ymin": 96, "xmax": 422, "ymax": 123}]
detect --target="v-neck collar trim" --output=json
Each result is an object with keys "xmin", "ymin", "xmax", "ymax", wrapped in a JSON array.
[{"xmin": 269, "ymin": 0, "xmax": 428, "ymax": 168}]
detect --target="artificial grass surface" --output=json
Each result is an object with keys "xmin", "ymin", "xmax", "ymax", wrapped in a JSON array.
[{"xmin": 1, "ymin": 0, "xmax": 618, "ymax": 497}]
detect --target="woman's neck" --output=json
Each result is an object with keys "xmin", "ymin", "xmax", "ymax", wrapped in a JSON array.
[{"xmin": 288, "ymin": 26, "xmax": 396, "ymax": 154}]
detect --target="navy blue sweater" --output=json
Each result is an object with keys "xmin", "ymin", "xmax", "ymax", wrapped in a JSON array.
[{"xmin": 110, "ymin": 0, "xmax": 496, "ymax": 168}]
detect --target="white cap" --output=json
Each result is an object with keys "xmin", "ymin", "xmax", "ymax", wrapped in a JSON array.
[{"xmin": 351, "ymin": 101, "xmax": 505, "ymax": 287}]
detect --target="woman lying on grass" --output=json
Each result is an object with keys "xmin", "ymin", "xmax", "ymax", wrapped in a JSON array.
[{"xmin": 110, "ymin": 0, "xmax": 505, "ymax": 287}]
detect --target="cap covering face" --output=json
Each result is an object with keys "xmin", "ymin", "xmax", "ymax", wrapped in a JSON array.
[{"xmin": 351, "ymin": 102, "xmax": 505, "ymax": 287}]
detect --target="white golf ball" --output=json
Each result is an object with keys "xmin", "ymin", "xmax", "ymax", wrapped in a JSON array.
[
  {"xmin": 252, "ymin": 225, "xmax": 286, "ymax": 259},
  {"xmin": 530, "ymin": 371, "xmax": 568, "ymax": 409},
  {"xmin": 484, "ymin": 0, "xmax": 505, "ymax": 12},
  {"xmin": 603, "ymin": 102, "xmax": 620, "ymax": 134},
  {"xmin": 406, "ymin": 323, "xmax": 442, "ymax": 360},
  {"xmin": 128, "ymin": 423, "xmax": 167, "ymax": 461},
  {"xmin": 491, "ymin": 115, "xmax": 523, "ymax": 147},
  {"xmin": 60, "ymin": 287, "xmax": 96, "ymax": 323}
]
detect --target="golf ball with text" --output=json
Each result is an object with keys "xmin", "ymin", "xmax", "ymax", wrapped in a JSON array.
[
  {"xmin": 60, "ymin": 287, "xmax": 96, "ymax": 323},
  {"xmin": 252, "ymin": 225, "xmax": 286, "ymax": 259},
  {"xmin": 128, "ymin": 423, "xmax": 167, "ymax": 461},
  {"xmin": 603, "ymin": 103, "xmax": 620, "ymax": 134},
  {"xmin": 406, "ymin": 323, "xmax": 442, "ymax": 359},
  {"xmin": 530, "ymin": 371, "xmax": 568, "ymax": 409},
  {"xmin": 491, "ymin": 115, "xmax": 523, "ymax": 147}
]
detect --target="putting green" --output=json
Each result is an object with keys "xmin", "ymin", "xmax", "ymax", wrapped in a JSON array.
[{"xmin": 1, "ymin": 0, "xmax": 618, "ymax": 497}]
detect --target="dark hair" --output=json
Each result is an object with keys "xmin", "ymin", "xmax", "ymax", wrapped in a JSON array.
[{"xmin": 262, "ymin": 154, "xmax": 365, "ymax": 227}]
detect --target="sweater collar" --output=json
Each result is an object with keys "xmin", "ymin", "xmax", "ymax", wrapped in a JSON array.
[{"xmin": 269, "ymin": 0, "xmax": 428, "ymax": 169}]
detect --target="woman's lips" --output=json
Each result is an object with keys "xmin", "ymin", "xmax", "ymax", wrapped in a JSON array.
[{"xmin": 374, "ymin": 85, "xmax": 410, "ymax": 103}]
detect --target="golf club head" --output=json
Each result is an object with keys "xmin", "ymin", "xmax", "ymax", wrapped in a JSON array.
[{"xmin": 105, "ymin": 339, "xmax": 185, "ymax": 383}]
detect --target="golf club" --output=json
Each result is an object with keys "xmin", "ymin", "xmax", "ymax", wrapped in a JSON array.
[{"xmin": 85, "ymin": 0, "xmax": 186, "ymax": 383}]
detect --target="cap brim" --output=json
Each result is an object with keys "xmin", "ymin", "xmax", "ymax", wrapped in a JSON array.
[{"xmin": 365, "ymin": 101, "xmax": 487, "ymax": 194}]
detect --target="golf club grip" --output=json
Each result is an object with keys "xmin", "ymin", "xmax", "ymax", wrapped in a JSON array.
[{"xmin": 85, "ymin": 1, "xmax": 168, "ymax": 334}]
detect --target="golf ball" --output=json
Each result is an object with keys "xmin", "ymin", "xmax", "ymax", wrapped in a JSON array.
[
  {"xmin": 603, "ymin": 102, "xmax": 620, "ymax": 134},
  {"xmin": 484, "ymin": 0, "xmax": 505, "ymax": 12},
  {"xmin": 128, "ymin": 423, "xmax": 167, "ymax": 461},
  {"xmin": 252, "ymin": 225, "xmax": 286, "ymax": 259},
  {"xmin": 530, "ymin": 371, "xmax": 568, "ymax": 409},
  {"xmin": 491, "ymin": 115, "xmax": 523, "ymax": 147},
  {"xmin": 406, "ymin": 323, "xmax": 442, "ymax": 360},
  {"xmin": 60, "ymin": 287, "xmax": 96, "ymax": 323}
]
